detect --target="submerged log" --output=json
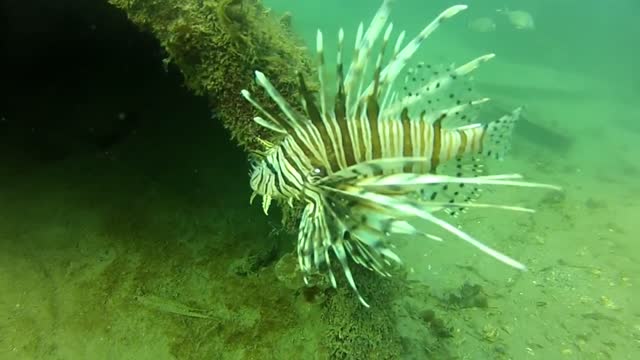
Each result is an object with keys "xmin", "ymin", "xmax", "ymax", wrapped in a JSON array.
[{"xmin": 108, "ymin": 0, "xmax": 312, "ymax": 151}]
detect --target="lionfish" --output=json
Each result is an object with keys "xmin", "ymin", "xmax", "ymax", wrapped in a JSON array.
[{"xmin": 241, "ymin": 0, "xmax": 559, "ymax": 307}]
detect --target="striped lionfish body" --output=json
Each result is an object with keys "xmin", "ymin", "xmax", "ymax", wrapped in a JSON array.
[{"xmin": 241, "ymin": 0, "xmax": 559, "ymax": 307}]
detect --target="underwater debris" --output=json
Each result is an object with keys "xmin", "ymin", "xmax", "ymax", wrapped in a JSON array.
[
  {"xmin": 135, "ymin": 294, "xmax": 214, "ymax": 319},
  {"xmin": 445, "ymin": 282, "xmax": 489, "ymax": 309},
  {"xmin": 585, "ymin": 197, "xmax": 607, "ymax": 210},
  {"xmin": 229, "ymin": 242, "xmax": 278, "ymax": 276},
  {"xmin": 539, "ymin": 190, "xmax": 567, "ymax": 207},
  {"xmin": 274, "ymin": 252, "xmax": 333, "ymax": 304},
  {"xmin": 274, "ymin": 252, "xmax": 306, "ymax": 290},
  {"xmin": 481, "ymin": 323, "xmax": 500, "ymax": 343},
  {"xmin": 420, "ymin": 309, "xmax": 454, "ymax": 338}
]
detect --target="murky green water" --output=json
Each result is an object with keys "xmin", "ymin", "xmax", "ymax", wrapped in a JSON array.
[{"xmin": 1, "ymin": 0, "xmax": 638, "ymax": 359}]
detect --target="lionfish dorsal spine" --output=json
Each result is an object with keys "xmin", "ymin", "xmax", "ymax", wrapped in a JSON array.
[
  {"xmin": 372, "ymin": 23, "xmax": 394, "ymax": 99},
  {"xmin": 379, "ymin": 29, "xmax": 406, "ymax": 111},
  {"xmin": 344, "ymin": 21, "xmax": 363, "ymax": 115},
  {"xmin": 315, "ymin": 30, "xmax": 327, "ymax": 120},
  {"xmin": 344, "ymin": 0, "xmax": 392, "ymax": 116},
  {"xmin": 363, "ymin": 5, "xmax": 469, "ymax": 118}
]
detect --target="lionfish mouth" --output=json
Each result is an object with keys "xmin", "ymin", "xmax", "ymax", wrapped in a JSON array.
[{"xmin": 241, "ymin": 0, "xmax": 560, "ymax": 307}]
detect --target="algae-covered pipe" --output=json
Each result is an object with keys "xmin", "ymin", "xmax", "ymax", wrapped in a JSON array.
[{"xmin": 107, "ymin": 0, "xmax": 312, "ymax": 151}]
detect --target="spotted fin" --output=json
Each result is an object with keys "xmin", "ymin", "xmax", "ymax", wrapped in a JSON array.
[
  {"xmin": 416, "ymin": 156, "xmax": 485, "ymax": 218},
  {"xmin": 314, "ymin": 166, "xmax": 560, "ymax": 280},
  {"xmin": 482, "ymin": 107, "xmax": 521, "ymax": 160},
  {"xmin": 322, "ymin": 183, "xmax": 530, "ymax": 270},
  {"xmin": 382, "ymin": 54, "xmax": 495, "ymax": 125}
]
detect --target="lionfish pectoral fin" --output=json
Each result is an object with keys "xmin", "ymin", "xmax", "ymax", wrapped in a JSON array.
[
  {"xmin": 318, "ymin": 157, "xmax": 436, "ymax": 185},
  {"xmin": 323, "ymin": 184, "xmax": 528, "ymax": 270},
  {"xmin": 262, "ymin": 194, "xmax": 272, "ymax": 215},
  {"xmin": 249, "ymin": 191, "xmax": 258, "ymax": 205},
  {"xmin": 297, "ymin": 200, "xmax": 371, "ymax": 307},
  {"xmin": 359, "ymin": 173, "xmax": 562, "ymax": 192},
  {"xmin": 331, "ymin": 239, "xmax": 371, "ymax": 308},
  {"xmin": 357, "ymin": 172, "xmax": 561, "ymax": 215}
]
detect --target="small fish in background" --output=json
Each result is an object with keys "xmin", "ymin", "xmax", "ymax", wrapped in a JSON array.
[
  {"xmin": 467, "ymin": 17, "xmax": 497, "ymax": 33},
  {"xmin": 497, "ymin": 8, "xmax": 535, "ymax": 30}
]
